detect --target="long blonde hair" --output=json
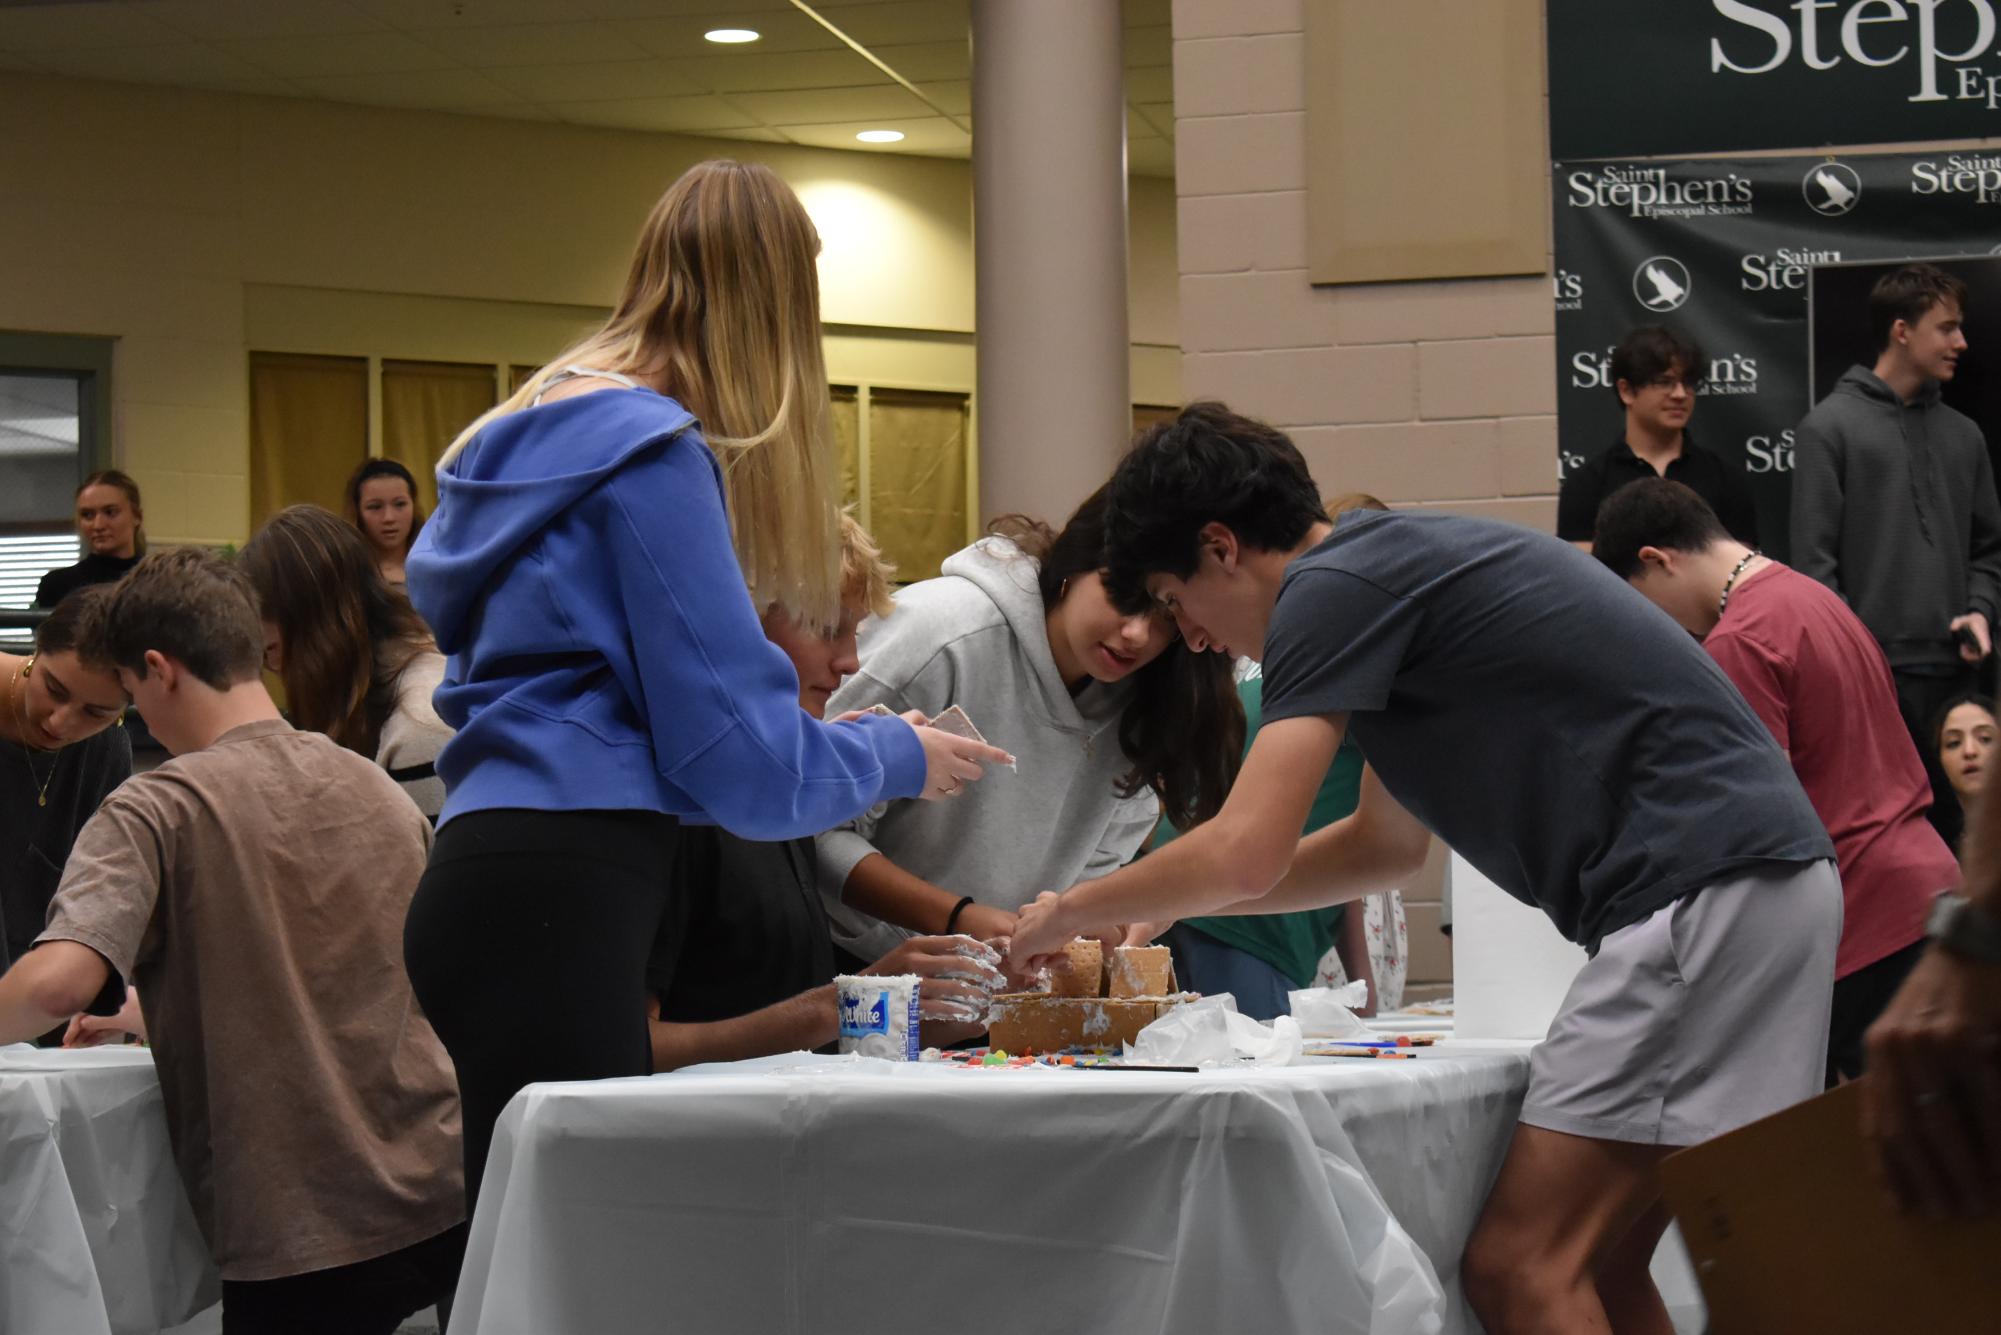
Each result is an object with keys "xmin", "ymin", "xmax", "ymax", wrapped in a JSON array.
[{"xmin": 443, "ymin": 160, "xmax": 841, "ymax": 628}]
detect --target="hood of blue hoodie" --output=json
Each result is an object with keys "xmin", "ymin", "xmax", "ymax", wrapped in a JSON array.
[{"xmin": 410, "ymin": 389, "xmax": 700, "ymax": 657}]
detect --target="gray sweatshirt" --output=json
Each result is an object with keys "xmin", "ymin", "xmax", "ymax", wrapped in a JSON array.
[
  {"xmin": 1791, "ymin": 365, "xmax": 2001, "ymax": 669},
  {"xmin": 815, "ymin": 537, "xmax": 1161, "ymax": 963}
]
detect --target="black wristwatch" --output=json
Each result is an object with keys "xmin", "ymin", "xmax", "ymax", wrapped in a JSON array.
[{"xmin": 1926, "ymin": 893, "xmax": 2001, "ymax": 964}]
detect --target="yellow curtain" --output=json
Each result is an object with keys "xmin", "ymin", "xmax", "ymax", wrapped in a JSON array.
[
  {"xmin": 249, "ymin": 352, "xmax": 368, "ymax": 530},
  {"xmin": 381, "ymin": 360, "xmax": 498, "ymax": 513},
  {"xmin": 830, "ymin": 385, "xmax": 860, "ymax": 513},
  {"xmin": 867, "ymin": 389, "xmax": 968, "ymax": 583}
]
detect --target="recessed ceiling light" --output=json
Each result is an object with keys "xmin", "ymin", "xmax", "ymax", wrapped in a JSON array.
[
  {"xmin": 856, "ymin": 129, "xmax": 905, "ymax": 143},
  {"xmin": 704, "ymin": 28, "xmax": 760, "ymax": 44}
]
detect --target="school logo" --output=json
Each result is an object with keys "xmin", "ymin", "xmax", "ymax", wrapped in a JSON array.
[
  {"xmin": 1745, "ymin": 429, "xmax": 1795, "ymax": 475},
  {"xmin": 1803, "ymin": 162, "xmax": 1862, "ymax": 216},
  {"xmin": 1553, "ymin": 268, "xmax": 1585, "ymax": 312},
  {"xmin": 1633, "ymin": 256, "xmax": 1693, "ymax": 311}
]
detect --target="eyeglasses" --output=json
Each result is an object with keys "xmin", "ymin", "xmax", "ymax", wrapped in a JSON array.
[{"xmin": 1644, "ymin": 375, "xmax": 1697, "ymax": 392}]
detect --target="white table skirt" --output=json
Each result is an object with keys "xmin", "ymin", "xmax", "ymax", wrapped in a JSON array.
[
  {"xmin": 453, "ymin": 1044, "xmax": 1535, "ymax": 1335},
  {"xmin": 0, "ymin": 1043, "xmax": 216, "ymax": 1335}
]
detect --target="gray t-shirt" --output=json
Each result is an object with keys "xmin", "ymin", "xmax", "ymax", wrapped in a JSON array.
[{"xmin": 1259, "ymin": 510, "xmax": 1832, "ymax": 951}]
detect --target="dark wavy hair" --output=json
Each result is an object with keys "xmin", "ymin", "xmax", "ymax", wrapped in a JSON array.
[
  {"xmin": 1931, "ymin": 691, "xmax": 1997, "ymax": 764},
  {"xmin": 241, "ymin": 504, "xmax": 435, "ymax": 757},
  {"xmin": 1102, "ymin": 402, "xmax": 1329, "ymax": 612},
  {"xmin": 989, "ymin": 481, "xmax": 1245, "ymax": 829},
  {"xmin": 1609, "ymin": 324, "xmax": 1705, "ymax": 401},
  {"xmin": 1590, "ymin": 478, "xmax": 1729, "ymax": 580}
]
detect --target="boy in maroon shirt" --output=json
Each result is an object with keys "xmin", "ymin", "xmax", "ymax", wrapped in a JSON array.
[{"xmin": 1596, "ymin": 478, "xmax": 1960, "ymax": 1081}]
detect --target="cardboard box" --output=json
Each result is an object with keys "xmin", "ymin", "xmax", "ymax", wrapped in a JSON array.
[
  {"xmin": 986, "ymin": 994, "xmax": 1186, "ymax": 1052},
  {"xmin": 1660, "ymin": 1078, "xmax": 2001, "ymax": 1333}
]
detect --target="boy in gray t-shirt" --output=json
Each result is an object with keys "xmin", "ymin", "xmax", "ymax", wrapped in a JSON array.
[{"xmin": 1004, "ymin": 403, "xmax": 1839, "ymax": 1335}]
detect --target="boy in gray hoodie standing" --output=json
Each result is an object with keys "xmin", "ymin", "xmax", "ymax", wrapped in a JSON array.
[{"xmin": 1792, "ymin": 263, "xmax": 2001, "ymax": 833}]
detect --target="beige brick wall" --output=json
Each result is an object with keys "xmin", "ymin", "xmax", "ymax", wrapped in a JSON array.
[
  {"xmin": 1172, "ymin": 0, "xmax": 1565, "ymax": 991},
  {"xmin": 1171, "ymin": 0, "xmax": 1557, "ymax": 540}
]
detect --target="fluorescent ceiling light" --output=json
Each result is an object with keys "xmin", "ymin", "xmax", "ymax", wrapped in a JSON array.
[
  {"xmin": 855, "ymin": 129, "xmax": 905, "ymax": 143},
  {"xmin": 704, "ymin": 28, "xmax": 760, "ymax": 43}
]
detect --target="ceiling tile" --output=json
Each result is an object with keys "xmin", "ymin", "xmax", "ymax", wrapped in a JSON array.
[
  {"xmin": 858, "ymin": 40, "xmax": 964, "ymax": 83},
  {"xmin": 1134, "ymin": 101, "xmax": 1174, "ymax": 139},
  {"xmin": 32, "ymin": 42, "xmax": 296, "ymax": 92},
  {"xmin": 1127, "ymin": 136, "xmax": 1174, "ymax": 178},
  {"xmin": 771, "ymin": 115, "xmax": 968, "ymax": 155},
  {"xmin": 730, "ymin": 83, "xmax": 930, "ymax": 125},
  {"xmin": 695, "ymin": 125, "xmax": 789, "ymax": 143},
  {"xmin": 574, "ymin": 0, "xmax": 770, "ymax": 16},
  {"xmin": 1125, "ymin": 24, "xmax": 1170, "ymax": 66},
  {"xmin": 356, "ymin": 0, "xmax": 598, "ymax": 26},
  {"xmin": 0, "ymin": 5, "xmax": 186, "ymax": 51},
  {"xmin": 608, "ymin": 10, "xmax": 841, "ymax": 57},
  {"xmin": 547, "ymin": 92, "xmax": 760, "ymax": 131},
  {"xmin": 292, "ymin": 67, "xmax": 524, "ymax": 109},
  {"xmin": 685, "ymin": 47, "xmax": 883, "ymax": 93},
  {"xmin": 483, "ymin": 56, "xmax": 698, "ymax": 101},
  {"xmin": 407, "ymin": 20, "xmax": 652, "ymax": 66},
  {"xmin": 217, "ymin": 30, "xmax": 459, "ymax": 78},
  {"xmin": 450, "ymin": 101, "xmax": 564, "ymax": 121},
  {"xmin": 910, "ymin": 79, "xmax": 968, "ymax": 116},
  {"xmin": 805, "ymin": 0, "xmax": 968, "ymax": 46},
  {"xmin": 140, "ymin": 0, "xmax": 389, "ymax": 42}
]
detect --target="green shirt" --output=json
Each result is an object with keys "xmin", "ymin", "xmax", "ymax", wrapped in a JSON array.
[{"xmin": 1155, "ymin": 677, "xmax": 1364, "ymax": 988}]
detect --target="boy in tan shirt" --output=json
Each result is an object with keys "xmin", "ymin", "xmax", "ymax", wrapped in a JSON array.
[{"xmin": 0, "ymin": 547, "xmax": 464, "ymax": 1334}]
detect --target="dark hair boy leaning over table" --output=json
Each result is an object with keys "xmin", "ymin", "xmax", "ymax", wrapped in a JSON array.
[
  {"xmin": 1004, "ymin": 402, "xmax": 1838, "ymax": 1335},
  {"xmin": 0, "ymin": 546, "xmax": 465, "ymax": 1335}
]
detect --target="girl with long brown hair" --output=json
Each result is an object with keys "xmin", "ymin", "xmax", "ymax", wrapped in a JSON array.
[
  {"xmin": 1, "ymin": 585, "xmax": 132, "ymax": 982},
  {"xmin": 241, "ymin": 504, "xmax": 451, "ymax": 819},
  {"xmin": 819, "ymin": 481, "xmax": 1245, "ymax": 963},
  {"xmin": 401, "ymin": 159, "xmax": 1005, "ymax": 1204}
]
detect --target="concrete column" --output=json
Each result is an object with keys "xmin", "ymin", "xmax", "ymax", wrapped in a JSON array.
[{"xmin": 972, "ymin": 0, "xmax": 1130, "ymax": 525}]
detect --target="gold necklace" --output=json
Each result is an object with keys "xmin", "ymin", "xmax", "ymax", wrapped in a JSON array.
[{"xmin": 11, "ymin": 660, "xmax": 59, "ymax": 807}]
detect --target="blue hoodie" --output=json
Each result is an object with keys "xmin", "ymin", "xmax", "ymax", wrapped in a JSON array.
[{"xmin": 406, "ymin": 387, "xmax": 926, "ymax": 834}]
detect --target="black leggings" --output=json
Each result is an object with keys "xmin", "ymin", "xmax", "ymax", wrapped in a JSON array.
[
  {"xmin": 221, "ymin": 1222, "xmax": 467, "ymax": 1335},
  {"xmin": 404, "ymin": 808, "xmax": 683, "ymax": 1210}
]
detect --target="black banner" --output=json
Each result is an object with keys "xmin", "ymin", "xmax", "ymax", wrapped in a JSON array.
[
  {"xmin": 1552, "ymin": 150, "xmax": 2001, "ymax": 558},
  {"xmin": 1549, "ymin": 1, "xmax": 2001, "ymax": 159}
]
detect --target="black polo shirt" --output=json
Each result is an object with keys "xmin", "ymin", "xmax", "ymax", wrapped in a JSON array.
[
  {"xmin": 648, "ymin": 829, "xmax": 838, "ymax": 1027},
  {"xmin": 1557, "ymin": 434, "xmax": 1759, "ymax": 546}
]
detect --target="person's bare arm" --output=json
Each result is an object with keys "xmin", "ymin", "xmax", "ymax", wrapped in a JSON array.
[
  {"xmin": 647, "ymin": 936, "xmax": 1005, "ymax": 1071},
  {"xmin": 1005, "ymin": 715, "xmax": 1347, "ymax": 968},
  {"xmin": 1199, "ymin": 764, "xmax": 1431, "ymax": 916},
  {"xmin": 840, "ymin": 854, "xmax": 1018, "ymax": 942},
  {"xmin": 0, "ymin": 942, "xmax": 111, "ymax": 1046},
  {"xmin": 649, "ymin": 989, "xmax": 838, "ymax": 1072},
  {"xmin": 1863, "ymin": 781, "xmax": 2001, "ymax": 1216}
]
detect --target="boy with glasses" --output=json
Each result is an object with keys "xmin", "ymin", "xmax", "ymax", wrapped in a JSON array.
[{"xmin": 1558, "ymin": 323, "xmax": 1760, "ymax": 551}]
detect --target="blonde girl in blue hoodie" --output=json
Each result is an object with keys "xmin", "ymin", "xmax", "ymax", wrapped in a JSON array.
[{"xmin": 403, "ymin": 160, "xmax": 1007, "ymax": 1204}]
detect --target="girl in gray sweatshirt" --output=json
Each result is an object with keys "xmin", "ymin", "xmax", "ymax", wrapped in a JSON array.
[{"xmin": 817, "ymin": 484, "xmax": 1245, "ymax": 963}]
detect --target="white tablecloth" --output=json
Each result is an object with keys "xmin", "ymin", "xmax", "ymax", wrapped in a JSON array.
[
  {"xmin": 453, "ymin": 1044, "xmax": 1536, "ymax": 1335},
  {"xmin": 0, "ymin": 1044, "xmax": 216, "ymax": 1335}
]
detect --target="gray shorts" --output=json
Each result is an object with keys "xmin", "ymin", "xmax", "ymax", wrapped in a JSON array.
[{"xmin": 1521, "ymin": 859, "xmax": 1842, "ymax": 1147}]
